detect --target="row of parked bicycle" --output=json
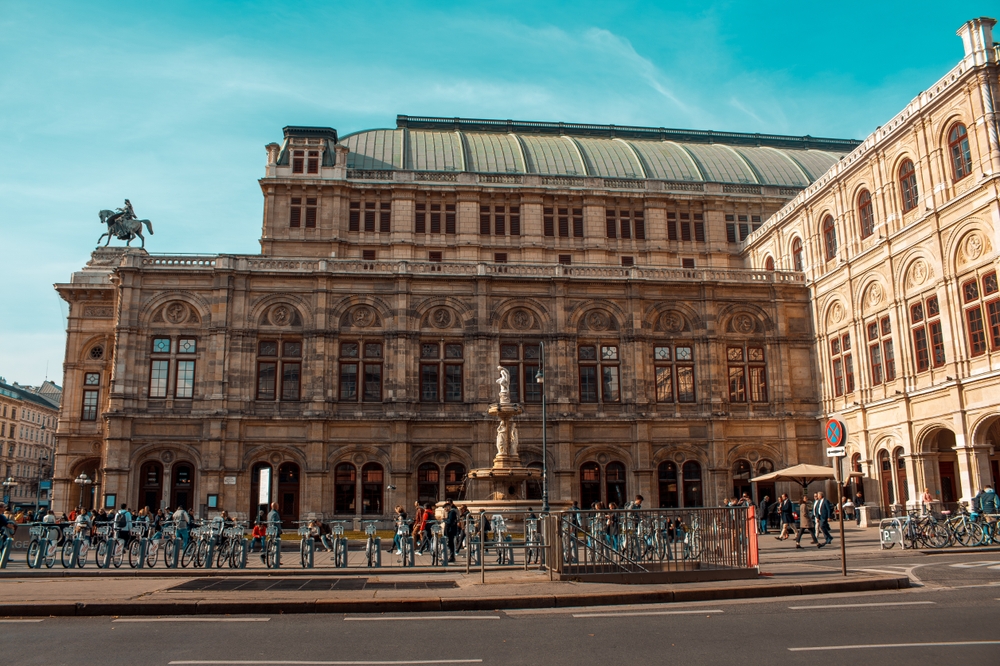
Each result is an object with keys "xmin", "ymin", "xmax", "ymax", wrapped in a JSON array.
[{"xmin": 880, "ymin": 503, "xmax": 1000, "ymax": 549}]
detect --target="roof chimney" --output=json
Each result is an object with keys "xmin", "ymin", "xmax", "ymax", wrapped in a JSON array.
[{"xmin": 957, "ymin": 17, "xmax": 996, "ymax": 65}]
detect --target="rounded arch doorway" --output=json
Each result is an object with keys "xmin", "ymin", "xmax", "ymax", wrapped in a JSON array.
[
  {"xmin": 138, "ymin": 461, "xmax": 164, "ymax": 511},
  {"xmin": 169, "ymin": 462, "xmax": 194, "ymax": 513},
  {"xmin": 277, "ymin": 462, "xmax": 300, "ymax": 528}
]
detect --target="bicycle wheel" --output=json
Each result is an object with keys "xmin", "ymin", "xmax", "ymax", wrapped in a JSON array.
[
  {"xmin": 181, "ymin": 541, "xmax": 196, "ymax": 568},
  {"xmin": 964, "ymin": 522, "xmax": 985, "ymax": 547},
  {"xmin": 215, "ymin": 541, "xmax": 228, "ymax": 568},
  {"xmin": 44, "ymin": 541, "xmax": 57, "ymax": 568},
  {"xmin": 77, "ymin": 542, "xmax": 89, "ymax": 568},
  {"xmin": 26, "ymin": 540, "xmax": 40, "ymax": 568},
  {"xmin": 95, "ymin": 540, "xmax": 108, "ymax": 568},
  {"xmin": 61, "ymin": 541, "xmax": 74, "ymax": 568},
  {"xmin": 164, "ymin": 539, "xmax": 177, "ymax": 567},
  {"xmin": 925, "ymin": 523, "xmax": 950, "ymax": 549},
  {"xmin": 196, "ymin": 540, "xmax": 209, "ymax": 568},
  {"xmin": 128, "ymin": 540, "xmax": 142, "ymax": 568},
  {"xmin": 111, "ymin": 541, "xmax": 124, "ymax": 568},
  {"xmin": 146, "ymin": 542, "xmax": 159, "ymax": 568},
  {"xmin": 266, "ymin": 537, "xmax": 279, "ymax": 568}
]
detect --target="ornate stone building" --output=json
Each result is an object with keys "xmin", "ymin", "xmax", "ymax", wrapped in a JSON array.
[
  {"xmin": 744, "ymin": 17, "xmax": 1000, "ymax": 514},
  {"xmin": 0, "ymin": 378, "xmax": 60, "ymax": 510},
  {"xmin": 54, "ymin": 113, "xmax": 861, "ymax": 520}
]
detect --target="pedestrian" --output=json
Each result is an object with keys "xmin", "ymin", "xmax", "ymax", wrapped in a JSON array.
[
  {"xmin": 390, "ymin": 505, "xmax": 408, "ymax": 554},
  {"xmin": 776, "ymin": 494, "xmax": 793, "ymax": 540},
  {"xmin": 854, "ymin": 490, "xmax": 864, "ymax": 525},
  {"xmin": 814, "ymin": 491, "xmax": 833, "ymax": 547},
  {"xmin": 114, "ymin": 502, "xmax": 132, "ymax": 546},
  {"xmin": 172, "ymin": 505, "xmax": 191, "ymax": 550},
  {"xmin": 979, "ymin": 485, "xmax": 999, "ymax": 543},
  {"xmin": 455, "ymin": 504, "xmax": 470, "ymax": 552},
  {"xmin": 263, "ymin": 502, "xmax": 281, "ymax": 563},
  {"xmin": 412, "ymin": 502, "xmax": 425, "ymax": 551},
  {"xmin": 444, "ymin": 500, "xmax": 459, "ymax": 562},
  {"xmin": 842, "ymin": 496, "xmax": 855, "ymax": 524},
  {"xmin": 249, "ymin": 522, "xmax": 266, "ymax": 553},
  {"xmin": 418, "ymin": 502, "xmax": 434, "ymax": 554},
  {"xmin": 921, "ymin": 488, "xmax": 934, "ymax": 514},
  {"xmin": 794, "ymin": 496, "xmax": 817, "ymax": 548},
  {"xmin": 758, "ymin": 495, "xmax": 771, "ymax": 534}
]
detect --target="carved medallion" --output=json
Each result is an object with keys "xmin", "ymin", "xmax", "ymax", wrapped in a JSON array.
[
  {"xmin": 164, "ymin": 302, "xmax": 188, "ymax": 324},
  {"xmin": 160, "ymin": 450, "xmax": 174, "ymax": 463},
  {"xmin": 89, "ymin": 345, "xmax": 105, "ymax": 361},
  {"xmin": 907, "ymin": 259, "xmax": 929, "ymax": 289},
  {"xmin": 829, "ymin": 302, "xmax": 845, "ymax": 325},
  {"xmin": 431, "ymin": 308, "xmax": 453, "ymax": 329},
  {"xmin": 352, "ymin": 453, "xmax": 366, "ymax": 466},
  {"xmin": 511, "ymin": 309, "xmax": 533, "ymax": 330},
  {"xmin": 597, "ymin": 453, "xmax": 609, "ymax": 465},
  {"xmin": 586, "ymin": 311, "xmax": 610, "ymax": 331},
  {"xmin": 748, "ymin": 451, "xmax": 760, "ymax": 462},
  {"xmin": 270, "ymin": 305, "xmax": 291, "ymax": 326},
  {"xmin": 965, "ymin": 232, "xmax": 984, "ymax": 261},
  {"xmin": 734, "ymin": 314, "xmax": 755, "ymax": 334},
  {"xmin": 673, "ymin": 452, "xmax": 686, "ymax": 463},
  {"xmin": 352, "ymin": 306, "xmax": 375, "ymax": 328},
  {"xmin": 269, "ymin": 452, "xmax": 282, "ymax": 465},
  {"xmin": 661, "ymin": 312, "xmax": 684, "ymax": 333},
  {"xmin": 866, "ymin": 282, "xmax": 883, "ymax": 309}
]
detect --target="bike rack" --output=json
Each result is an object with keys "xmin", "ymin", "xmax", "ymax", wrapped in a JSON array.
[
  {"xmin": 298, "ymin": 525, "xmax": 315, "ymax": 569},
  {"xmin": 364, "ymin": 522, "xmax": 381, "ymax": 568},
  {"xmin": 0, "ymin": 534, "xmax": 11, "ymax": 568}
]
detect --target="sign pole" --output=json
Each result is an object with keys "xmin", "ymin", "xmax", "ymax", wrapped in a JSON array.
[{"xmin": 835, "ymin": 457, "xmax": 846, "ymax": 576}]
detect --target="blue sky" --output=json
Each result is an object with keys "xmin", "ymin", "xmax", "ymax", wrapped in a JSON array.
[{"xmin": 0, "ymin": 1, "xmax": 993, "ymax": 385}]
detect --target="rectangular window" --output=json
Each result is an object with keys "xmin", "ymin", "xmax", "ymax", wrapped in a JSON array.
[
  {"xmin": 579, "ymin": 365, "xmax": 597, "ymax": 402},
  {"xmin": 573, "ymin": 208, "xmax": 584, "ymax": 237},
  {"xmin": 510, "ymin": 206, "xmax": 521, "ymax": 236},
  {"xmin": 682, "ymin": 258, "xmax": 695, "ymax": 269},
  {"xmin": 558, "ymin": 254, "xmax": 572, "ymax": 265},
  {"xmin": 494, "ymin": 205, "xmax": 506, "ymax": 235},
  {"xmin": 620, "ymin": 211, "xmax": 631, "ymax": 239},
  {"xmin": 728, "ymin": 366, "xmax": 746, "ymax": 402},
  {"xmin": 84, "ymin": 372, "xmax": 100, "ymax": 386},
  {"xmin": 681, "ymin": 213, "xmax": 691, "ymax": 241},
  {"xmin": 605, "ymin": 211, "xmax": 616, "ymax": 239},
  {"xmin": 655, "ymin": 365, "xmax": 673, "ymax": 402},
  {"xmin": 832, "ymin": 358, "xmax": 844, "ymax": 396},
  {"xmin": 379, "ymin": 202, "xmax": 390, "ymax": 233},
  {"xmin": 558, "ymin": 208, "xmax": 569, "ymax": 237},
  {"xmin": 445, "ymin": 364, "xmax": 463, "ymax": 402},
  {"xmin": 602, "ymin": 365, "xmax": 620, "ymax": 402},
  {"xmin": 362, "ymin": 250, "xmax": 376, "ymax": 261},
  {"xmin": 363, "ymin": 364, "xmax": 382, "ymax": 402},
  {"xmin": 307, "ymin": 151, "xmax": 319, "ymax": 174},
  {"xmin": 430, "ymin": 204, "xmax": 441, "ymax": 233},
  {"xmin": 987, "ymin": 300, "xmax": 1000, "ymax": 350},
  {"xmin": 364, "ymin": 202, "xmax": 376, "ymax": 232},
  {"xmin": 420, "ymin": 364, "xmax": 439, "ymax": 402},
  {"xmin": 870, "ymin": 342, "xmax": 883, "ymax": 385},
  {"xmin": 494, "ymin": 253, "xmax": 507, "ymax": 263},
  {"xmin": 429, "ymin": 251, "xmax": 442, "ymax": 262},
  {"xmin": 738, "ymin": 215, "xmax": 749, "ymax": 241},
  {"xmin": 415, "ymin": 203, "xmax": 426, "ymax": 234},
  {"xmin": 634, "ymin": 211, "xmax": 645, "ymax": 240},
  {"xmin": 929, "ymin": 320, "xmax": 945, "ymax": 367},
  {"xmin": 281, "ymin": 362, "xmax": 300, "ymax": 401},
  {"xmin": 81, "ymin": 390, "xmax": 98, "ymax": 421},
  {"xmin": 446, "ymin": 204, "xmax": 456, "ymax": 234},
  {"xmin": 480, "ymin": 205, "xmax": 491, "ymax": 235},
  {"xmin": 621, "ymin": 256, "xmax": 634, "ymax": 267},
  {"xmin": 543, "ymin": 207, "xmax": 554, "ymax": 237},
  {"xmin": 913, "ymin": 327, "xmax": 930, "ymax": 373},
  {"xmin": 257, "ymin": 362, "xmax": 276, "ymax": 400},
  {"xmin": 694, "ymin": 213, "xmax": 705, "ymax": 242},
  {"xmin": 339, "ymin": 363, "xmax": 358, "ymax": 401},
  {"xmin": 749, "ymin": 365, "xmax": 767, "ymax": 402},
  {"xmin": 292, "ymin": 150, "xmax": 304, "ymax": 174},
  {"xmin": 150, "ymin": 360, "xmax": 169, "ymax": 398},
  {"xmin": 179, "ymin": 338, "xmax": 196, "ymax": 354},
  {"xmin": 175, "ymin": 360, "xmax": 194, "ymax": 399},
  {"xmin": 305, "ymin": 198, "xmax": 317, "ymax": 228},
  {"xmin": 667, "ymin": 212, "xmax": 678, "ymax": 241},
  {"xmin": 967, "ymin": 307, "xmax": 987, "ymax": 356},
  {"xmin": 290, "ymin": 197, "xmax": 301, "ymax": 228}
]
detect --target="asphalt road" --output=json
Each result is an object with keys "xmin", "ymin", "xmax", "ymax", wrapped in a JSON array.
[{"xmin": 2, "ymin": 551, "xmax": 998, "ymax": 666}]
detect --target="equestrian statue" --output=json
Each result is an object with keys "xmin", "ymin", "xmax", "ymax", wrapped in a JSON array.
[{"xmin": 98, "ymin": 199, "xmax": 154, "ymax": 248}]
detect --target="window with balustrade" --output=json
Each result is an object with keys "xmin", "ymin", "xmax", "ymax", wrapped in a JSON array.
[
  {"xmin": 420, "ymin": 341, "xmax": 464, "ymax": 403},
  {"xmin": 338, "ymin": 340, "xmax": 382, "ymax": 402},
  {"xmin": 727, "ymin": 345, "xmax": 767, "ymax": 402},
  {"xmin": 867, "ymin": 316, "xmax": 896, "ymax": 385},
  {"xmin": 910, "ymin": 295, "xmax": 945, "ymax": 372},
  {"xmin": 578, "ymin": 343, "xmax": 620, "ymax": 403},
  {"xmin": 830, "ymin": 332, "xmax": 854, "ymax": 396},
  {"xmin": 653, "ymin": 344, "xmax": 696, "ymax": 403},
  {"xmin": 256, "ymin": 339, "xmax": 301, "ymax": 401}
]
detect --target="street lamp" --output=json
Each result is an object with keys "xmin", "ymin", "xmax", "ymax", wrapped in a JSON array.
[
  {"xmin": 535, "ymin": 341, "xmax": 549, "ymax": 513},
  {"xmin": 74, "ymin": 473, "xmax": 92, "ymax": 508},
  {"xmin": 34, "ymin": 453, "xmax": 50, "ymax": 514},
  {"xmin": 2, "ymin": 477, "xmax": 18, "ymax": 506}
]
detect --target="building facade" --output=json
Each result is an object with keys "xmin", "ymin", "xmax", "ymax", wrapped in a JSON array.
[
  {"xmin": 0, "ymin": 378, "xmax": 60, "ymax": 510},
  {"xmin": 53, "ymin": 118, "xmax": 859, "ymax": 520},
  {"xmin": 744, "ymin": 18, "xmax": 1000, "ymax": 513}
]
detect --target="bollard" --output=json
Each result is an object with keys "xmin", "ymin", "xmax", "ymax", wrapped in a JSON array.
[
  {"xmin": 479, "ymin": 511, "xmax": 486, "ymax": 584},
  {"xmin": 99, "ymin": 538, "xmax": 111, "ymax": 569},
  {"xmin": 203, "ymin": 536, "xmax": 216, "ymax": 569},
  {"xmin": 71, "ymin": 537, "xmax": 83, "ymax": 569},
  {"xmin": 0, "ymin": 535, "xmax": 11, "ymax": 568},
  {"xmin": 305, "ymin": 537, "xmax": 314, "ymax": 569},
  {"xmin": 238, "ymin": 538, "xmax": 248, "ymax": 569},
  {"xmin": 374, "ymin": 537, "xmax": 381, "ymax": 567},
  {"xmin": 405, "ymin": 535, "xmax": 415, "ymax": 567},
  {"xmin": 168, "ymin": 538, "xmax": 180, "ymax": 568},
  {"xmin": 32, "ymin": 538, "xmax": 48, "ymax": 569},
  {"xmin": 338, "ymin": 537, "xmax": 349, "ymax": 567},
  {"xmin": 273, "ymin": 538, "xmax": 281, "ymax": 569},
  {"xmin": 136, "ymin": 538, "xmax": 148, "ymax": 570}
]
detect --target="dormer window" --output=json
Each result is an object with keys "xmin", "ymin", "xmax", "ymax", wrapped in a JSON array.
[
  {"xmin": 291, "ymin": 150, "xmax": 320, "ymax": 175},
  {"xmin": 292, "ymin": 150, "xmax": 304, "ymax": 174}
]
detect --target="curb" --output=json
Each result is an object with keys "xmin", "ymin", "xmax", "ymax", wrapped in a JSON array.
[{"xmin": 0, "ymin": 575, "xmax": 910, "ymax": 617}]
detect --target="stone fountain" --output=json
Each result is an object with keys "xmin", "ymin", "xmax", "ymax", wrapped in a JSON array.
[{"xmin": 463, "ymin": 366, "xmax": 543, "ymax": 510}]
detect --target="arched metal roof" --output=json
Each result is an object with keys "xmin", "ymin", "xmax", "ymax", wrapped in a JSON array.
[{"xmin": 337, "ymin": 116, "xmax": 857, "ymax": 186}]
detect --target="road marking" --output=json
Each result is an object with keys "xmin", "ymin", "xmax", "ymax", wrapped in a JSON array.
[
  {"xmin": 169, "ymin": 661, "xmax": 483, "ymax": 665},
  {"xmin": 0, "ymin": 619, "xmax": 44, "ymax": 623},
  {"xmin": 344, "ymin": 616, "xmax": 498, "ymax": 622},
  {"xmin": 114, "ymin": 617, "xmax": 270, "ymax": 623},
  {"xmin": 789, "ymin": 640, "xmax": 1000, "ymax": 652},
  {"xmin": 573, "ymin": 609, "xmax": 723, "ymax": 618},
  {"xmin": 949, "ymin": 561, "xmax": 1000, "ymax": 568},
  {"xmin": 788, "ymin": 601, "xmax": 934, "ymax": 610}
]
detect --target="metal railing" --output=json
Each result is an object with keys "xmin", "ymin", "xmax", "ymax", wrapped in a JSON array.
[{"xmin": 548, "ymin": 507, "xmax": 754, "ymax": 576}]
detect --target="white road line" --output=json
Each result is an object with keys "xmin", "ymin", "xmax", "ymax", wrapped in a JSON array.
[
  {"xmin": 789, "ymin": 640, "xmax": 1000, "ymax": 652},
  {"xmin": 0, "ymin": 619, "xmax": 44, "ymax": 623},
  {"xmin": 344, "ymin": 616, "xmax": 498, "ymax": 622},
  {"xmin": 788, "ymin": 601, "xmax": 935, "ymax": 610},
  {"xmin": 169, "ymin": 661, "xmax": 483, "ymax": 665},
  {"xmin": 114, "ymin": 618, "xmax": 270, "ymax": 623},
  {"xmin": 573, "ymin": 609, "xmax": 723, "ymax": 618}
]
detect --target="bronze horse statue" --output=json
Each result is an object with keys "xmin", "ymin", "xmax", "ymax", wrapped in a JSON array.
[{"xmin": 98, "ymin": 200, "xmax": 154, "ymax": 248}]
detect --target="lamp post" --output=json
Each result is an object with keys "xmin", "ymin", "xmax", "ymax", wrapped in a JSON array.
[
  {"xmin": 74, "ymin": 473, "xmax": 92, "ymax": 508},
  {"xmin": 535, "ymin": 341, "xmax": 549, "ymax": 513},
  {"xmin": 2, "ymin": 477, "xmax": 18, "ymax": 506},
  {"xmin": 34, "ymin": 453, "xmax": 49, "ymax": 514}
]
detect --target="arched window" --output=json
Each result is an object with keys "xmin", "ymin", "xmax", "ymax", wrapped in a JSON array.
[
  {"xmin": 858, "ymin": 189, "xmax": 874, "ymax": 239},
  {"xmin": 658, "ymin": 461, "xmax": 678, "ymax": 508},
  {"xmin": 417, "ymin": 462, "xmax": 439, "ymax": 504},
  {"xmin": 892, "ymin": 447, "xmax": 909, "ymax": 504},
  {"xmin": 138, "ymin": 461, "xmax": 163, "ymax": 511},
  {"xmin": 899, "ymin": 160, "xmax": 918, "ymax": 212},
  {"xmin": 334, "ymin": 462, "xmax": 356, "ymax": 514},
  {"xmin": 948, "ymin": 123, "xmax": 972, "ymax": 181},
  {"xmin": 822, "ymin": 216, "xmax": 837, "ymax": 261},
  {"xmin": 682, "ymin": 461, "xmax": 703, "ymax": 507},
  {"xmin": 444, "ymin": 462, "xmax": 466, "ymax": 501},
  {"xmin": 791, "ymin": 238, "xmax": 804, "ymax": 272},
  {"xmin": 605, "ymin": 462, "xmax": 627, "ymax": 507},
  {"xmin": 764, "ymin": 256, "xmax": 775, "ymax": 271},
  {"xmin": 361, "ymin": 463, "xmax": 384, "ymax": 514},
  {"xmin": 580, "ymin": 462, "xmax": 601, "ymax": 508}
]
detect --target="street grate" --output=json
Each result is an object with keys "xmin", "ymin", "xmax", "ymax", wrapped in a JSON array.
[{"xmin": 168, "ymin": 578, "xmax": 458, "ymax": 592}]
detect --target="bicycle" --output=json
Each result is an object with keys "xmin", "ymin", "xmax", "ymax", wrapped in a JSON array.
[
  {"xmin": 63, "ymin": 522, "xmax": 94, "ymax": 568},
  {"xmin": 181, "ymin": 524, "xmax": 208, "ymax": 568},
  {"xmin": 942, "ymin": 503, "xmax": 984, "ymax": 547},
  {"xmin": 329, "ymin": 521, "xmax": 348, "ymax": 566},
  {"xmin": 219, "ymin": 523, "xmax": 247, "ymax": 568},
  {"xmin": 394, "ymin": 518, "xmax": 412, "ymax": 566},
  {"xmin": 264, "ymin": 522, "xmax": 282, "ymax": 568},
  {"xmin": 26, "ymin": 523, "xmax": 59, "ymax": 568},
  {"xmin": 297, "ymin": 522, "xmax": 315, "ymax": 568},
  {"xmin": 363, "ymin": 520, "xmax": 380, "ymax": 567},
  {"xmin": 128, "ymin": 521, "xmax": 158, "ymax": 568},
  {"xmin": 94, "ymin": 523, "xmax": 125, "ymax": 568}
]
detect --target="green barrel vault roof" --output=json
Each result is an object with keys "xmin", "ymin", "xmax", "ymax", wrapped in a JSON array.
[{"xmin": 337, "ymin": 116, "xmax": 857, "ymax": 187}]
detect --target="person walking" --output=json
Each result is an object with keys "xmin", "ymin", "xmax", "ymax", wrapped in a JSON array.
[
  {"xmin": 263, "ymin": 501, "xmax": 282, "ymax": 563},
  {"xmin": 758, "ymin": 495, "xmax": 771, "ymax": 535},
  {"xmin": 854, "ymin": 491, "xmax": 864, "ymax": 525},
  {"xmin": 776, "ymin": 494, "xmax": 793, "ymax": 540},
  {"xmin": 444, "ymin": 500, "xmax": 459, "ymax": 562},
  {"xmin": 921, "ymin": 488, "xmax": 934, "ymax": 514},
  {"xmin": 814, "ymin": 491, "xmax": 833, "ymax": 547},
  {"xmin": 794, "ymin": 496, "xmax": 817, "ymax": 548},
  {"xmin": 172, "ymin": 505, "xmax": 191, "ymax": 550},
  {"xmin": 979, "ymin": 485, "xmax": 999, "ymax": 543}
]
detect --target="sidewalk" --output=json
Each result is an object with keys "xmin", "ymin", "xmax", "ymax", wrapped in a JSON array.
[{"xmin": 0, "ymin": 529, "xmax": 912, "ymax": 617}]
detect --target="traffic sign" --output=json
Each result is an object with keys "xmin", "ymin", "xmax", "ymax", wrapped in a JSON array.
[
  {"xmin": 825, "ymin": 418, "xmax": 847, "ymax": 447},
  {"xmin": 826, "ymin": 446, "xmax": 846, "ymax": 457}
]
